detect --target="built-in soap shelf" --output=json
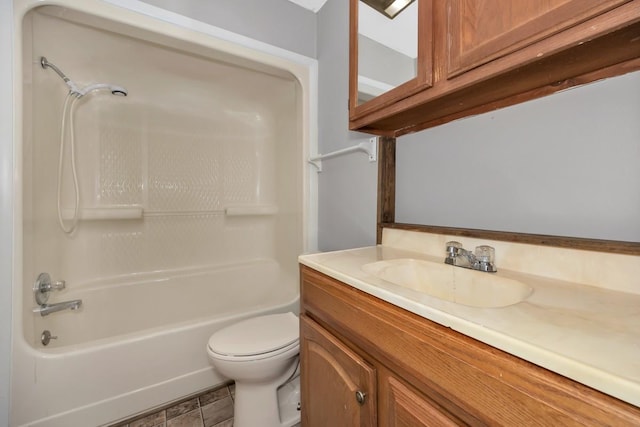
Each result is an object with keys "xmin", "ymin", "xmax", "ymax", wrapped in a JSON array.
[
  {"xmin": 63, "ymin": 204, "xmax": 279, "ymax": 220},
  {"xmin": 62, "ymin": 205, "xmax": 144, "ymax": 220},
  {"xmin": 225, "ymin": 205, "xmax": 278, "ymax": 216},
  {"xmin": 145, "ymin": 205, "xmax": 279, "ymax": 217}
]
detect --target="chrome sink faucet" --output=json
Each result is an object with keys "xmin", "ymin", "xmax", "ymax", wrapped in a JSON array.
[{"xmin": 445, "ymin": 241, "xmax": 497, "ymax": 273}]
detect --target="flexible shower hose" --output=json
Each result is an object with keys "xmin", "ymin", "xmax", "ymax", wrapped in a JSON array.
[{"xmin": 57, "ymin": 92, "xmax": 81, "ymax": 234}]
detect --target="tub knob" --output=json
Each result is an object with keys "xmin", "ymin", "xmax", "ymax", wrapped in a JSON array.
[
  {"xmin": 41, "ymin": 330, "xmax": 58, "ymax": 346},
  {"xmin": 33, "ymin": 272, "xmax": 66, "ymax": 305}
]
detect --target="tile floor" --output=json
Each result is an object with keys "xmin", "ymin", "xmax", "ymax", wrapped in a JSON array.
[
  {"xmin": 108, "ymin": 384, "xmax": 235, "ymax": 427},
  {"xmin": 107, "ymin": 383, "xmax": 301, "ymax": 427}
]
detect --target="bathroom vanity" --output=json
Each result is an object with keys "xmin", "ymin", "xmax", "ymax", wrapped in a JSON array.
[{"xmin": 298, "ymin": 230, "xmax": 640, "ymax": 425}]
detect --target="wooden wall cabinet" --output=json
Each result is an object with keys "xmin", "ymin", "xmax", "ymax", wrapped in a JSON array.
[
  {"xmin": 349, "ymin": 0, "xmax": 640, "ymax": 136},
  {"xmin": 447, "ymin": 0, "xmax": 630, "ymax": 77},
  {"xmin": 349, "ymin": 0, "xmax": 434, "ymax": 121},
  {"xmin": 300, "ymin": 265, "xmax": 640, "ymax": 426}
]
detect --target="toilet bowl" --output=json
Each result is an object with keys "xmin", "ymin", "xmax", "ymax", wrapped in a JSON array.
[{"xmin": 207, "ymin": 312, "xmax": 301, "ymax": 427}]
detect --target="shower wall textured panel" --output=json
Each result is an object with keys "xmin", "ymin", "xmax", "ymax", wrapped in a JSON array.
[
  {"xmin": 99, "ymin": 122, "xmax": 143, "ymax": 206},
  {"xmin": 97, "ymin": 216, "xmax": 272, "ymax": 276},
  {"xmin": 147, "ymin": 135, "xmax": 222, "ymax": 212},
  {"xmin": 24, "ymin": 8, "xmax": 303, "ymax": 290}
]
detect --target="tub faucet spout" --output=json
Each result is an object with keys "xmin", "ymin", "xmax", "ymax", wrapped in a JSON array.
[{"xmin": 33, "ymin": 299, "xmax": 82, "ymax": 316}]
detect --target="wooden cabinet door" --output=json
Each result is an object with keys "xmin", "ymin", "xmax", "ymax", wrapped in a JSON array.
[
  {"xmin": 380, "ymin": 371, "xmax": 461, "ymax": 427},
  {"xmin": 446, "ymin": 0, "xmax": 631, "ymax": 77},
  {"xmin": 300, "ymin": 314, "xmax": 377, "ymax": 426}
]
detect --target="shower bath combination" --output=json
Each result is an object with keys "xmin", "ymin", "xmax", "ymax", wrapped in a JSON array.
[
  {"xmin": 41, "ymin": 56, "xmax": 128, "ymax": 233},
  {"xmin": 14, "ymin": 4, "xmax": 308, "ymax": 425}
]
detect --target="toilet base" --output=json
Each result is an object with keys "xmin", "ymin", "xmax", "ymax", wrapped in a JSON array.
[
  {"xmin": 278, "ymin": 375, "xmax": 301, "ymax": 426},
  {"xmin": 233, "ymin": 362, "xmax": 300, "ymax": 427}
]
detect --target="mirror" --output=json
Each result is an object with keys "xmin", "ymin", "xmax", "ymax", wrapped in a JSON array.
[
  {"xmin": 375, "ymin": 71, "xmax": 640, "ymax": 255},
  {"xmin": 357, "ymin": 0, "xmax": 417, "ymax": 103},
  {"xmin": 350, "ymin": 0, "xmax": 432, "ymax": 118}
]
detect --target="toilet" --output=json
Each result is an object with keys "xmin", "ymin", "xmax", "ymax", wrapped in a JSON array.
[{"xmin": 206, "ymin": 312, "xmax": 301, "ymax": 427}]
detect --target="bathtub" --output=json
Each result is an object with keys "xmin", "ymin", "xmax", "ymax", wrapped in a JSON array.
[
  {"xmin": 14, "ymin": 260, "xmax": 299, "ymax": 427},
  {"xmin": 40, "ymin": 260, "xmax": 299, "ymax": 347},
  {"xmin": 10, "ymin": 0, "xmax": 316, "ymax": 425}
]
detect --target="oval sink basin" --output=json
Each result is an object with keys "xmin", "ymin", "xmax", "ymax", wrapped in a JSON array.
[{"xmin": 362, "ymin": 258, "xmax": 532, "ymax": 308}]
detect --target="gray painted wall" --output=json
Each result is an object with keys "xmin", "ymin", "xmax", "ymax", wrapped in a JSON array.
[
  {"xmin": 140, "ymin": 0, "xmax": 317, "ymax": 58},
  {"xmin": 317, "ymin": 0, "xmax": 378, "ymax": 251},
  {"xmin": 396, "ymin": 72, "xmax": 640, "ymax": 242}
]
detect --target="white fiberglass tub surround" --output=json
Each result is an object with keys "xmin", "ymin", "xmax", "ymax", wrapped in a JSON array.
[{"xmin": 12, "ymin": 1, "xmax": 315, "ymax": 426}]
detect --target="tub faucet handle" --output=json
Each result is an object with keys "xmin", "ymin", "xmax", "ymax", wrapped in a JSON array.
[
  {"xmin": 33, "ymin": 272, "xmax": 66, "ymax": 305},
  {"xmin": 47, "ymin": 280, "xmax": 66, "ymax": 291}
]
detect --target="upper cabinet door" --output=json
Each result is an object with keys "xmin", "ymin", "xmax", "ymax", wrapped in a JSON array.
[
  {"xmin": 447, "ymin": 0, "xmax": 632, "ymax": 78},
  {"xmin": 349, "ymin": 0, "xmax": 434, "ymax": 120}
]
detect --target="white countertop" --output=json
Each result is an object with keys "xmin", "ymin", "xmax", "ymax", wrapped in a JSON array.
[{"xmin": 299, "ymin": 242, "xmax": 640, "ymax": 407}]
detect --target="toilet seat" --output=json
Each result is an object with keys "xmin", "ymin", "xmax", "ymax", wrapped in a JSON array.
[
  {"xmin": 208, "ymin": 312, "xmax": 299, "ymax": 361},
  {"xmin": 209, "ymin": 340, "xmax": 299, "ymax": 362}
]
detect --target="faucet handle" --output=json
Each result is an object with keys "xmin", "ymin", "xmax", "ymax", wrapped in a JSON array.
[
  {"xmin": 446, "ymin": 241, "xmax": 462, "ymax": 256},
  {"xmin": 33, "ymin": 273, "xmax": 66, "ymax": 305},
  {"xmin": 474, "ymin": 245, "xmax": 497, "ymax": 272},
  {"xmin": 474, "ymin": 245, "xmax": 495, "ymax": 262},
  {"xmin": 46, "ymin": 280, "xmax": 66, "ymax": 291}
]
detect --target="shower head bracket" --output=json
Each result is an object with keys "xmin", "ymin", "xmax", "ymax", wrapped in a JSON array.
[{"xmin": 40, "ymin": 56, "xmax": 82, "ymax": 96}]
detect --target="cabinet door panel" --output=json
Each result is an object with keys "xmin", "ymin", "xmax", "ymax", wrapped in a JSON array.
[
  {"xmin": 300, "ymin": 315, "xmax": 377, "ymax": 426},
  {"xmin": 384, "ymin": 375, "xmax": 460, "ymax": 427},
  {"xmin": 447, "ymin": 0, "xmax": 630, "ymax": 77}
]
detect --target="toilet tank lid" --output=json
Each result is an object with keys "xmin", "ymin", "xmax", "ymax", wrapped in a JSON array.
[{"xmin": 208, "ymin": 312, "xmax": 299, "ymax": 357}]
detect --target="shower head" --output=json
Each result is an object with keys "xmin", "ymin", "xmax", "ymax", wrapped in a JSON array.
[
  {"xmin": 40, "ymin": 56, "xmax": 128, "ymax": 98},
  {"xmin": 78, "ymin": 83, "xmax": 128, "ymax": 97}
]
